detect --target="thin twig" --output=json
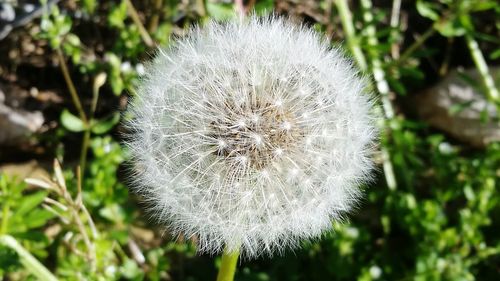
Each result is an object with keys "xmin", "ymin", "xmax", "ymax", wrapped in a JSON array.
[
  {"xmin": 389, "ymin": 0, "xmax": 402, "ymax": 58},
  {"xmin": 389, "ymin": 26, "xmax": 436, "ymax": 68},
  {"xmin": 148, "ymin": 0, "xmax": 164, "ymax": 33},
  {"xmin": 80, "ymin": 73, "xmax": 106, "ymax": 173},
  {"xmin": 66, "ymin": 182, "xmax": 95, "ymax": 264},
  {"xmin": 438, "ymin": 38, "xmax": 453, "ymax": 76},
  {"xmin": 53, "ymin": 161, "xmax": 96, "ymax": 264},
  {"xmin": 80, "ymin": 130, "xmax": 91, "ymax": 174},
  {"xmin": 77, "ymin": 168, "xmax": 98, "ymax": 239},
  {"xmin": 56, "ymin": 48, "xmax": 88, "ymax": 124},
  {"xmin": 124, "ymin": 0, "xmax": 154, "ymax": 47}
]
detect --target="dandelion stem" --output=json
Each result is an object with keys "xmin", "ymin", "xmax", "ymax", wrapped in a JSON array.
[
  {"xmin": 465, "ymin": 33, "xmax": 500, "ymax": 103},
  {"xmin": 216, "ymin": 248, "xmax": 239, "ymax": 281}
]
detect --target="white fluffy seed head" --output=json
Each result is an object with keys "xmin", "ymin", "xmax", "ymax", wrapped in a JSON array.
[{"xmin": 125, "ymin": 16, "xmax": 377, "ymax": 259}]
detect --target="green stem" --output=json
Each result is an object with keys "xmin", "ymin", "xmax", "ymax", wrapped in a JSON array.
[
  {"xmin": 216, "ymin": 248, "xmax": 239, "ymax": 281},
  {"xmin": 1, "ymin": 203, "xmax": 9, "ymax": 234},
  {"xmin": 79, "ymin": 73, "xmax": 105, "ymax": 174},
  {"xmin": 0, "ymin": 235, "xmax": 58, "ymax": 281},
  {"xmin": 80, "ymin": 129, "xmax": 91, "ymax": 174},
  {"xmin": 147, "ymin": 0, "xmax": 163, "ymax": 33},
  {"xmin": 360, "ymin": 0, "xmax": 395, "ymax": 119},
  {"xmin": 465, "ymin": 33, "xmax": 500, "ymax": 103},
  {"xmin": 124, "ymin": 0, "xmax": 154, "ymax": 47},
  {"xmin": 338, "ymin": 0, "xmax": 398, "ymax": 191},
  {"xmin": 57, "ymin": 47, "xmax": 92, "ymax": 174},
  {"xmin": 56, "ymin": 48, "xmax": 88, "ymax": 125},
  {"xmin": 390, "ymin": 26, "xmax": 436, "ymax": 67},
  {"xmin": 389, "ymin": 0, "xmax": 402, "ymax": 58},
  {"xmin": 334, "ymin": 0, "xmax": 368, "ymax": 70}
]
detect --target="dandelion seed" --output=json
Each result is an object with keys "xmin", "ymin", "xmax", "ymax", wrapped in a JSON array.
[{"xmin": 125, "ymin": 16, "xmax": 376, "ymax": 258}]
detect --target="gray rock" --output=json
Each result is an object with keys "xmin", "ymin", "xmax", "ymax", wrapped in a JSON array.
[
  {"xmin": 414, "ymin": 68, "xmax": 499, "ymax": 147},
  {"xmin": 0, "ymin": 83, "xmax": 44, "ymax": 146},
  {"xmin": 0, "ymin": 3, "xmax": 15, "ymax": 22}
]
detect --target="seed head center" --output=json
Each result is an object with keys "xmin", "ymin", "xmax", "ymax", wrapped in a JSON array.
[{"xmin": 210, "ymin": 99, "xmax": 302, "ymax": 169}]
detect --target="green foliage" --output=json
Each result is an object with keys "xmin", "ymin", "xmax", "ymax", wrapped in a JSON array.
[
  {"xmin": 0, "ymin": 176, "xmax": 54, "ymax": 279},
  {"xmin": 2, "ymin": 0, "xmax": 499, "ymax": 280}
]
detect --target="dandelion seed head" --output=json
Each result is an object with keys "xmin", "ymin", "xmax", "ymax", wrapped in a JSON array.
[{"xmin": 126, "ymin": 16, "xmax": 376, "ymax": 258}]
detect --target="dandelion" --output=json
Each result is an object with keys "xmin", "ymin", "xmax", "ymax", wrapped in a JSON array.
[{"xmin": 126, "ymin": 16, "xmax": 376, "ymax": 278}]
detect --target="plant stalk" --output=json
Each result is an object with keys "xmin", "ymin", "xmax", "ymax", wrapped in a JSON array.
[
  {"xmin": 57, "ymin": 48, "xmax": 93, "ymax": 172},
  {"xmin": 56, "ymin": 48, "xmax": 87, "ymax": 124},
  {"xmin": 1, "ymin": 203, "xmax": 8, "ymax": 234},
  {"xmin": 80, "ymin": 129, "xmax": 91, "ymax": 173},
  {"xmin": 336, "ymin": 0, "xmax": 398, "ymax": 190},
  {"xmin": 360, "ymin": 0, "xmax": 397, "ymax": 191},
  {"xmin": 334, "ymin": 0, "xmax": 368, "ymax": 70},
  {"xmin": 0, "ymin": 235, "xmax": 58, "ymax": 281},
  {"xmin": 391, "ymin": 26, "xmax": 436, "ymax": 67},
  {"xmin": 124, "ymin": 0, "xmax": 154, "ymax": 47},
  {"xmin": 148, "ymin": 0, "xmax": 163, "ymax": 33},
  {"xmin": 389, "ymin": 0, "xmax": 402, "ymax": 58},
  {"xmin": 465, "ymin": 33, "xmax": 499, "ymax": 103},
  {"xmin": 216, "ymin": 248, "xmax": 240, "ymax": 281}
]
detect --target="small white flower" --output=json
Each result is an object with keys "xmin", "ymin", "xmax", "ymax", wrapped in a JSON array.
[
  {"xmin": 126, "ymin": 16, "xmax": 376, "ymax": 258},
  {"xmin": 369, "ymin": 265, "xmax": 382, "ymax": 279},
  {"xmin": 120, "ymin": 61, "xmax": 132, "ymax": 72},
  {"xmin": 135, "ymin": 63, "xmax": 146, "ymax": 76}
]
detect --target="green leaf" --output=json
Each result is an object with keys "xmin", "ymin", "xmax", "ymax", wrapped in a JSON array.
[
  {"xmin": 416, "ymin": 0, "xmax": 439, "ymax": 20},
  {"xmin": 60, "ymin": 110, "xmax": 85, "ymax": 132},
  {"xmin": 470, "ymin": 1, "xmax": 496, "ymax": 12},
  {"xmin": 64, "ymin": 33, "xmax": 81, "ymax": 47},
  {"xmin": 22, "ymin": 210, "xmax": 55, "ymax": 229},
  {"xmin": 387, "ymin": 77, "xmax": 407, "ymax": 96},
  {"xmin": 91, "ymin": 113, "xmax": 120, "ymax": 135},
  {"xmin": 82, "ymin": 0, "xmax": 97, "ymax": 14},
  {"xmin": 206, "ymin": 2, "xmax": 236, "ymax": 20},
  {"xmin": 435, "ymin": 19, "xmax": 466, "ymax": 37},
  {"xmin": 108, "ymin": 1, "xmax": 128, "ymax": 28},
  {"xmin": 99, "ymin": 203, "xmax": 125, "ymax": 223},
  {"xmin": 400, "ymin": 67, "xmax": 425, "ymax": 80},
  {"xmin": 254, "ymin": 0, "xmax": 274, "ymax": 15},
  {"xmin": 120, "ymin": 259, "xmax": 143, "ymax": 279},
  {"xmin": 458, "ymin": 14, "xmax": 473, "ymax": 32},
  {"xmin": 14, "ymin": 192, "xmax": 48, "ymax": 217},
  {"xmin": 13, "ymin": 231, "xmax": 48, "ymax": 243}
]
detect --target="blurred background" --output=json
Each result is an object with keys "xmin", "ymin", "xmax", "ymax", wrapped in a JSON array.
[{"xmin": 0, "ymin": 0, "xmax": 499, "ymax": 280}]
